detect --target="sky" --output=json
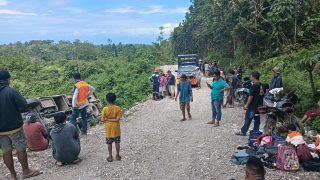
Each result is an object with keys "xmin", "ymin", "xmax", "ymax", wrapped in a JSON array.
[{"xmin": 0, "ymin": 0, "xmax": 190, "ymax": 44}]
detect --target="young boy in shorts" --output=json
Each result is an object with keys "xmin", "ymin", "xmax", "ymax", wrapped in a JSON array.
[
  {"xmin": 175, "ymin": 74, "xmax": 193, "ymax": 121},
  {"xmin": 101, "ymin": 93, "xmax": 122, "ymax": 162}
]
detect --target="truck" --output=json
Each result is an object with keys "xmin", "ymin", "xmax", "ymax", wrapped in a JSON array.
[{"xmin": 177, "ymin": 54, "xmax": 201, "ymax": 87}]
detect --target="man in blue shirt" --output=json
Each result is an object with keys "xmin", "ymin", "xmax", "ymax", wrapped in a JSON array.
[
  {"xmin": 269, "ymin": 67, "xmax": 283, "ymax": 90},
  {"xmin": 167, "ymin": 70, "xmax": 176, "ymax": 99},
  {"xmin": 175, "ymin": 74, "xmax": 193, "ymax": 121}
]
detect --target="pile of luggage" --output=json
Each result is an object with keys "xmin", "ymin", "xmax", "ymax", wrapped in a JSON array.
[{"xmin": 231, "ymin": 130, "xmax": 320, "ymax": 172}]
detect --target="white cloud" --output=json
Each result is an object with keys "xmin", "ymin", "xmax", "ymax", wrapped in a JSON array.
[
  {"xmin": 0, "ymin": 9, "xmax": 37, "ymax": 16},
  {"xmin": 0, "ymin": 0, "xmax": 8, "ymax": 6},
  {"xmin": 105, "ymin": 5, "xmax": 188, "ymax": 15},
  {"xmin": 161, "ymin": 23, "xmax": 179, "ymax": 35}
]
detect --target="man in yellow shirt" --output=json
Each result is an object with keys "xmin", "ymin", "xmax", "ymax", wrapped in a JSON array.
[{"xmin": 101, "ymin": 93, "xmax": 122, "ymax": 162}]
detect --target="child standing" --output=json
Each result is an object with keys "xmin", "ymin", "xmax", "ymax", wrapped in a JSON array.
[
  {"xmin": 159, "ymin": 73, "xmax": 167, "ymax": 97},
  {"xmin": 101, "ymin": 93, "xmax": 122, "ymax": 162},
  {"xmin": 175, "ymin": 74, "xmax": 193, "ymax": 121}
]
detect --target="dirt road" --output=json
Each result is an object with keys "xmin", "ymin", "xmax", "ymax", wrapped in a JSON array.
[{"xmin": 1, "ymin": 65, "xmax": 319, "ymax": 180}]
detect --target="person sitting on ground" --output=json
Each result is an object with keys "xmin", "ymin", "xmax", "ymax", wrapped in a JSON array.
[
  {"xmin": 23, "ymin": 113, "xmax": 49, "ymax": 151},
  {"xmin": 286, "ymin": 124, "xmax": 311, "ymax": 162},
  {"xmin": 50, "ymin": 112, "xmax": 81, "ymax": 166},
  {"xmin": 245, "ymin": 157, "xmax": 266, "ymax": 180},
  {"xmin": 286, "ymin": 124, "xmax": 306, "ymax": 146},
  {"xmin": 0, "ymin": 70, "xmax": 42, "ymax": 180},
  {"xmin": 175, "ymin": 74, "xmax": 193, "ymax": 121},
  {"xmin": 101, "ymin": 93, "xmax": 122, "ymax": 162},
  {"xmin": 301, "ymin": 99, "xmax": 320, "ymax": 125}
]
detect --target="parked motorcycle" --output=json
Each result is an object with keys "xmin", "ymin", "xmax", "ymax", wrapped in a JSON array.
[
  {"xmin": 258, "ymin": 88, "xmax": 305, "ymax": 136},
  {"xmin": 235, "ymin": 79, "xmax": 252, "ymax": 106}
]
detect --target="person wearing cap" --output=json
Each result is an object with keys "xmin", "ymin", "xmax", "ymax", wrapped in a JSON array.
[
  {"xmin": 0, "ymin": 70, "xmax": 42, "ymax": 179},
  {"xmin": 70, "ymin": 72, "xmax": 95, "ymax": 135},
  {"xmin": 175, "ymin": 74, "xmax": 193, "ymax": 121},
  {"xmin": 269, "ymin": 67, "xmax": 283, "ymax": 90},
  {"xmin": 23, "ymin": 113, "xmax": 49, "ymax": 151},
  {"xmin": 167, "ymin": 70, "xmax": 176, "ymax": 99},
  {"xmin": 149, "ymin": 68, "xmax": 160, "ymax": 100}
]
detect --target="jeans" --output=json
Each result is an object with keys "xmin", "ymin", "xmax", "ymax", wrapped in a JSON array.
[
  {"xmin": 211, "ymin": 99, "xmax": 223, "ymax": 121},
  {"xmin": 70, "ymin": 106, "xmax": 88, "ymax": 134},
  {"xmin": 153, "ymin": 83, "xmax": 160, "ymax": 98},
  {"xmin": 241, "ymin": 108, "xmax": 260, "ymax": 134}
]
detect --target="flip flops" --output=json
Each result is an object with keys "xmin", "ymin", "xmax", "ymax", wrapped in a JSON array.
[{"xmin": 22, "ymin": 170, "xmax": 43, "ymax": 179}]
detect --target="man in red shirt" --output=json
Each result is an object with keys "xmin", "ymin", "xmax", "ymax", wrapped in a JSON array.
[{"xmin": 23, "ymin": 113, "xmax": 49, "ymax": 151}]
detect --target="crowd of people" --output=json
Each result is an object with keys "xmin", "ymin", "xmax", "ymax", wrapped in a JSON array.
[{"xmin": 1, "ymin": 60, "xmax": 319, "ymax": 179}]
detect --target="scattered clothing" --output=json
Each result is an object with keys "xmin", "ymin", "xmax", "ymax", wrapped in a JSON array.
[
  {"xmin": 23, "ymin": 122, "xmax": 48, "ymax": 151},
  {"xmin": 305, "ymin": 109, "xmax": 320, "ymax": 119},
  {"xmin": 50, "ymin": 123, "xmax": 81, "ymax": 164},
  {"xmin": 286, "ymin": 131, "xmax": 306, "ymax": 147}
]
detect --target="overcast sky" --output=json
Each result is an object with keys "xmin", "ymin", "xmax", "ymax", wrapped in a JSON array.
[{"xmin": 0, "ymin": 0, "xmax": 190, "ymax": 44}]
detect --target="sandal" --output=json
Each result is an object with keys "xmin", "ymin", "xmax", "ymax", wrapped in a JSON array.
[
  {"xmin": 213, "ymin": 123, "xmax": 220, "ymax": 127},
  {"xmin": 188, "ymin": 114, "xmax": 192, "ymax": 120},
  {"xmin": 180, "ymin": 118, "xmax": 186, "ymax": 121},
  {"xmin": 206, "ymin": 121, "xmax": 215, "ymax": 124},
  {"xmin": 72, "ymin": 158, "xmax": 82, "ymax": 164},
  {"xmin": 116, "ymin": 156, "xmax": 122, "ymax": 161},
  {"xmin": 22, "ymin": 170, "xmax": 43, "ymax": 179},
  {"xmin": 107, "ymin": 157, "xmax": 113, "ymax": 162},
  {"xmin": 55, "ymin": 161, "xmax": 64, "ymax": 167}
]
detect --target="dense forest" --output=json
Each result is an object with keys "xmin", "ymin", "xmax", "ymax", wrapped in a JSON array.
[
  {"xmin": 0, "ymin": 39, "xmax": 173, "ymax": 110},
  {"xmin": 171, "ymin": 0, "xmax": 320, "ymax": 131}
]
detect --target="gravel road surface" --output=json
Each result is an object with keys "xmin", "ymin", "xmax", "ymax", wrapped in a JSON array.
[{"xmin": 1, "ymin": 65, "xmax": 319, "ymax": 180}]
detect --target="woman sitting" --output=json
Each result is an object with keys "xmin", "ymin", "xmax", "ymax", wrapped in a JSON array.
[
  {"xmin": 50, "ymin": 112, "xmax": 81, "ymax": 166},
  {"xmin": 301, "ymin": 100, "xmax": 320, "ymax": 124},
  {"xmin": 23, "ymin": 113, "xmax": 49, "ymax": 151}
]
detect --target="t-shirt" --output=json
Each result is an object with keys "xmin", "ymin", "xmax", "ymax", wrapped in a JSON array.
[
  {"xmin": 160, "ymin": 76, "xmax": 167, "ymax": 86},
  {"xmin": 177, "ymin": 81, "xmax": 192, "ymax": 102},
  {"xmin": 286, "ymin": 131, "xmax": 306, "ymax": 146},
  {"xmin": 167, "ymin": 74, "xmax": 176, "ymax": 85},
  {"xmin": 23, "ymin": 122, "xmax": 48, "ymax": 151},
  {"xmin": 102, "ymin": 105, "xmax": 122, "ymax": 138},
  {"xmin": 211, "ymin": 78, "xmax": 229, "ymax": 100},
  {"xmin": 248, "ymin": 82, "xmax": 265, "ymax": 110}
]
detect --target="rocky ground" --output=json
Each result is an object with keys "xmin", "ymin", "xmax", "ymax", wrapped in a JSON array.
[{"xmin": 1, "ymin": 65, "xmax": 319, "ymax": 180}]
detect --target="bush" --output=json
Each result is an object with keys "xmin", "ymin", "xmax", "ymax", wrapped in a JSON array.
[{"xmin": 308, "ymin": 117, "xmax": 320, "ymax": 133}]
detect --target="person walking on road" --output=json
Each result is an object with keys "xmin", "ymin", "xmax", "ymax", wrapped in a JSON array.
[
  {"xmin": 149, "ymin": 68, "xmax": 160, "ymax": 100},
  {"xmin": 206, "ymin": 71, "xmax": 230, "ymax": 127},
  {"xmin": 0, "ymin": 70, "xmax": 42, "ymax": 180},
  {"xmin": 70, "ymin": 72, "xmax": 95, "ymax": 135},
  {"xmin": 236, "ymin": 71, "xmax": 265, "ymax": 136},
  {"xmin": 167, "ymin": 70, "xmax": 176, "ymax": 99},
  {"xmin": 175, "ymin": 74, "xmax": 193, "ymax": 121}
]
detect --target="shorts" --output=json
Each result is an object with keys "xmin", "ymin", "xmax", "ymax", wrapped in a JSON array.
[
  {"xmin": 180, "ymin": 102, "xmax": 190, "ymax": 111},
  {"xmin": 106, "ymin": 136, "xmax": 121, "ymax": 145},
  {"xmin": 159, "ymin": 86, "xmax": 166, "ymax": 92},
  {"xmin": 169, "ymin": 85, "xmax": 175, "ymax": 94},
  {"xmin": 0, "ymin": 128, "xmax": 27, "ymax": 153}
]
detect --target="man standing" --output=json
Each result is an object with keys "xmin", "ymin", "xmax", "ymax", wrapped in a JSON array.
[
  {"xmin": 236, "ymin": 71, "xmax": 265, "ymax": 136},
  {"xmin": 0, "ymin": 70, "xmax": 42, "ymax": 179},
  {"xmin": 175, "ymin": 74, "xmax": 193, "ymax": 121},
  {"xmin": 269, "ymin": 67, "xmax": 283, "ymax": 90},
  {"xmin": 149, "ymin": 68, "xmax": 160, "ymax": 100},
  {"xmin": 70, "ymin": 72, "xmax": 95, "ymax": 135},
  {"xmin": 167, "ymin": 70, "xmax": 176, "ymax": 99}
]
